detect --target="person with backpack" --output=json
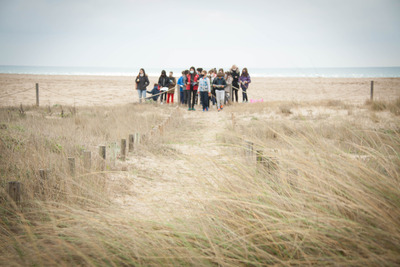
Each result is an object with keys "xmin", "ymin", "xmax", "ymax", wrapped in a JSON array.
[
  {"xmin": 158, "ymin": 70, "xmax": 170, "ymax": 104},
  {"xmin": 230, "ymin": 65, "xmax": 240, "ymax": 102},
  {"xmin": 186, "ymin": 66, "xmax": 199, "ymax": 111},
  {"xmin": 197, "ymin": 70, "xmax": 211, "ymax": 111},
  {"xmin": 239, "ymin": 68, "xmax": 251, "ymax": 102},
  {"xmin": 212, "ymin": 71, "xmax": 227, "ymax": 112},
  {"xmin": 135, "ymin": 68, "xmax": 150, "ymax": 103}
]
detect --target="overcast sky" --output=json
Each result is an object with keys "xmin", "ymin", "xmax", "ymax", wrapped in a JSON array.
[{"xmin": 0, "ymin": 0, "xmax": 399, "ymax": 68}]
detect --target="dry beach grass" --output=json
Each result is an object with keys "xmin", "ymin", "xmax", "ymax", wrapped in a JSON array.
[{"xmin": 0, "ymin": 75, "xmax": 400, "ymax": 266}]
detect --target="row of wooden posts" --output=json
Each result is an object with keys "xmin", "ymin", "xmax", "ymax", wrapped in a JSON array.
[
  {"xmin": 33, "ymin": 81, "xmax": 376, "ymax": 107},
  {"xmin": 7, "ymin": 106, "xmax": 179, "ymax": 206}
]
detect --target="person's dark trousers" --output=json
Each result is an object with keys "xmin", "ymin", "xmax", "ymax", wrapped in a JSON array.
[
  {"xmin": 195, "ymin": 93, "xmax": 199, "ymax": 105},
  {"xmin": 242, "ymin": 88, "xmax": 248, "ymax": 102},
  {"xmin": 161, "ymin": 92, "xmax": 167, "ymax": 103},
  {"xmin": 233, "ymin": 89, "xmax": 239, "ymax": 102},
  {"xmin": 200, "ymin": 91, "xmax": 209, "ymax": 110},
  {"xmin": 180, "ymin": 91, "xmax": 184, "ymax": 104},
  {"xmin": 232, "ymin": 82, "xmax": 239, "ymax": 102},
  {"xmin": 211, "ymin": 89, "xmax": 216, "ymax": 105},
  {"xmin": 184, "ymin": 90, "xmax": 189, "ymax": 104},
  {"xmin": 188, "ymin": 88, "xmax": 196, "ymax": 109}
]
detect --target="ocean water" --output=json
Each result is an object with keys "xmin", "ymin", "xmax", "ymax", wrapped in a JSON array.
[{"xmin": 0, "ymin": 65, "xmax": 399, "ymax": 78}]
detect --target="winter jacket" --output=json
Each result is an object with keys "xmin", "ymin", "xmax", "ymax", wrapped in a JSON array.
[
  {"xmin": 147, "ymin": 87, "xmax": 160, "ymax": 101},
  {"xmin": 198, "ymin": 77, "xmax": 211, "ymax": 93},
  {"xmin": 212, "ymin": 77, "xmax": 227, "ymax": 91},
  {"xmin": 186, "ymin": 73, "xmax": 199, "ymax": 91},
  {"xmin": 135, "ymin": 75, "xmax": 150, "ymax": 90},
  {"xmin": 231, "ymin": 69, "xmax": 240, "ymax": 89},
  {"xmin": 177, "ymin": 76, "xmax": 185, "ymax": 92},
  {"xmin": 239, "ymin": 75, "xmax": 251, "ymax": 90},
  {"xmin": 158, "ymin": 76, "xmax": 170, "ymax": 88},
  {"xmin": 168, "ymin": 76, "xmax": 176, "ymax": 94}
]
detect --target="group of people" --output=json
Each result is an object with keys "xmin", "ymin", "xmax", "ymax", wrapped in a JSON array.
[{"xmin": 135, "ymin": 65, "xmax": 251, "ymax": 112}]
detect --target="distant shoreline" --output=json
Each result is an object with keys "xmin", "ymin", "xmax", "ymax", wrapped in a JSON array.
[{"xmin": 1, "ymin": 66, "xmax": 399, "ymax": 78}]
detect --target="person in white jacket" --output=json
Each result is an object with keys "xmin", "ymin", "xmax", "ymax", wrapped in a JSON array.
[{"xmin": 197, "ymin": 70, "xmax": 211, "ymax": 112}]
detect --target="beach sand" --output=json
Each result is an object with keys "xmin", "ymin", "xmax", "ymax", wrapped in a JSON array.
[{"xmin": 0, "ymin": 74, "xmax": 399, "ymax": 107}]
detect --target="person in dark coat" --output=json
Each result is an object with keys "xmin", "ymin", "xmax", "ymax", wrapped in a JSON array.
[
  {"xmin": 230, "ymin": 65, "xmax": 240, "ymax": 102},
  {"xmin": 147, "ymin": 83, "xmax": 160, "ymax": 102},
  {"xmin": 158, "ymin": 70, "xmax": 170, "ymax": 104},
  {"xmin": 135, "ymin": 68, "xmax": 150, "ymax": 103}
]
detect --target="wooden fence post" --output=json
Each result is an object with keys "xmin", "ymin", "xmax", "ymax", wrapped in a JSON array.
[
  {"xmin": 83, "ymin": 151, "xmax": 91, "ymax": 172},
  {"xmin": 36, "ymin": 83, "xmax": 39, "ymax": 107},
  {"xmin": 370, "ymin": 81, "xmax": 374, "ymax": 101},
  {"xmin": 99, "ymin": 145, "xmax": 106, "ymax": 171},
  {"xmin": 120, "ymin": 139, "xmax": 126, "ymax": 161},
  {"xmin": 68, "ymin": 157, "xmax": 75, "ymax": 176},
  {"xmin": 135, "ymin": 132, "xmax": 141, "ymax": 145},
  {"xmin": 177, "ymin": 85, "xmax": 180, "ymax": 105},
  {"xmin": 129, "ymin": 134, "xmax": 134, "ymax": 152},
  {"xmin": 8, "ymin": 181, "xmax": 21, "ymax": 205}
]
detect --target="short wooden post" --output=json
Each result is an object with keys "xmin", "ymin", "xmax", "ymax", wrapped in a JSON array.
[
  {"xmin": 245, "ymin": 140, "xmax": 253, "ymax": 157},
  {"xmin": 99, "ymin": 145, "xmax": 106, "ymax": 170},
  {"xmin": 99, "ymin": 146, "xmax": 106, "ymax": 160},
  {"xmin": 39, "ymin": 169, "xmax": 47, "ymax": 180},
  {"xmin": 83, "ymin": 151, "xmax": 91, "ymax": 171},
  {"xmin": 120, "ymin": 139, "xmax": 126, "ymax": 161},
  {"xmin": 177, "ymin": 85, "xmax": 181, "ymax": 105},
  {"xmin": 370, "ymin": 81, "xmax": 374, "ymax": 101},
  {"xmin": 68, "ymin": 157, "xmax": 75, "ymax": 176},
  {"xmin": 135, "ymin": 132, "xmax": 141, "ymax": 144},
  {"xmin": 8, "ymin": 181, "xmax": 21, "ymax": 205},
  {"xmin": 36, "ymin": 83, "xmax": 39, "ymax": 107},
  {"xmin": 129, "ymin": 134, "xmax": 134, "ymax": 152}
]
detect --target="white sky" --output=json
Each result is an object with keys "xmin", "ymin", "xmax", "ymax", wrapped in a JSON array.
[{"xmin": 0, "ymin": 0, "xmax": 399, "ymax": 68}]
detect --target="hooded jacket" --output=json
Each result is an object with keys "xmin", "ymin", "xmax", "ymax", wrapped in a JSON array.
[
  {"xmin": 146, "ymin": 86, "xmax": 160, "ymax": 101},
  {"xmin": 158, "ymin": 76, "xmax": 170, "ymax": 88}
]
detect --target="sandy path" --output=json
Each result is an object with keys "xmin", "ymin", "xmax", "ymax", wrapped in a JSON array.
[{"xmin": 111, "ymin": 106, "xmax": 231, "ymax": 220}]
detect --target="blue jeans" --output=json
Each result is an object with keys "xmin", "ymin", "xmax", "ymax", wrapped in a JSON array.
[
  {"xmin": 180, "ymin": 91, "xmax": 184, "ymax": 104},
  {"xmin": 200, "ymin": 91, "xmax": 209, "ymax": 110},
  {"xmin": 137, "ymin": 90, "xmax": 146, "ymax": 102}
]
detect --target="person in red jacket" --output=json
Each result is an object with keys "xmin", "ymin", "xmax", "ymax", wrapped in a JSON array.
[{"xmin": 186, "ymin": 66, "xmax": 199, "ymax": 111}]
